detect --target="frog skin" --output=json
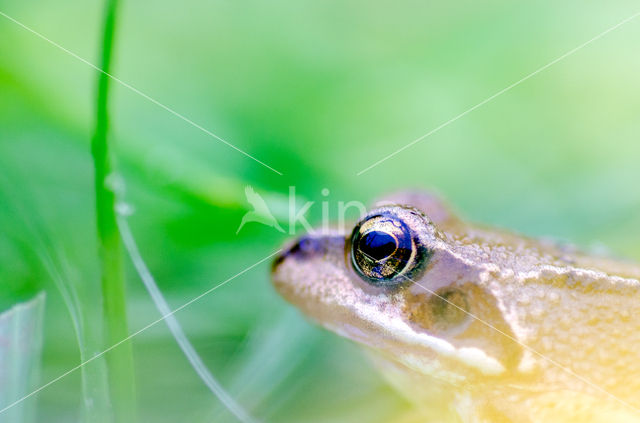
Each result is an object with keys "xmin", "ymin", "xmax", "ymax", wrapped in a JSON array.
[{"xmin": 271, "ymin": 191, "xmax": 640, "ymax": 423}]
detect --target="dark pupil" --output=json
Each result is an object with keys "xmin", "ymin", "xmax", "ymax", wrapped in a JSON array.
[{"xmin": 359, "ymin": 231, "xmax": 397, "ymax": 261}]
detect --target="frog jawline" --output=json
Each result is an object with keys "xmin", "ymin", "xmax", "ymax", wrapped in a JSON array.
[{"xmin": 333, "ymin": 299, "xmax": 506, "ymax": 377}]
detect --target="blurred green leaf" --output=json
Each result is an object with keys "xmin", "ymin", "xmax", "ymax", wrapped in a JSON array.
[{"xmin": 0, "ymin": 294, "xmax": 45, "ymax": 423}]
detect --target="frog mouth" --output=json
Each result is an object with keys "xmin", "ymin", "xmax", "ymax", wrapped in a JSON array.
[{"xmin": 343, "ymin": 298, "xmax": 506, "ymax": 377}]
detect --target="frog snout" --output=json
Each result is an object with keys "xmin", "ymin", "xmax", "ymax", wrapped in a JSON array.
[
  {"xmin": 271, "ymin": 232, "xmax": 348, "ymax": 311},
  {"xmin": 271, "ymin": 232, "xmax": 346, "ymax": 272}
]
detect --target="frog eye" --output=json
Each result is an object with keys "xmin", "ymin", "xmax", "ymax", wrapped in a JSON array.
[{"xmin": 349, "ymin": 208, "xmax": 430, "ymax": 286}]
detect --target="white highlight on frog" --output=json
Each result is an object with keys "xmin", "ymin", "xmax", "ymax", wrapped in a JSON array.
[{"xmin": 339, "ymin": 292, "xmax": 506, "ymax": 376}]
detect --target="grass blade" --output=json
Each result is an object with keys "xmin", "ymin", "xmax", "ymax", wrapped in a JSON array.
[
  {"xmin": 91, "ymin": 0, "xmax": 136, "ymax": 420},
  {"xmin": 118, "ymin": 215, "xmax": 259, "ymax": 423}
]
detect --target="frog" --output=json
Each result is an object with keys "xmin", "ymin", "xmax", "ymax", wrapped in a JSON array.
[{"xmin": 271, "ymin": 191, "xmax": 640, "ymax": 423}]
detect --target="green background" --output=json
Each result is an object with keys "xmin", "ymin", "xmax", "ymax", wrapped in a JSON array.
[{"xmin": 1, "ymin": 1, "xmax": 639, "ymax": 421}]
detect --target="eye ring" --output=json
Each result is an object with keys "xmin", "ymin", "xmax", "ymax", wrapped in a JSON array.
[{"xmin": 349, "ymin": 207, "xmax": 432, "ymax": 286}]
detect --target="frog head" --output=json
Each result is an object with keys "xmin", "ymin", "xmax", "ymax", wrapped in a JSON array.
[
  {"xmin": 271, "ymin": 191, "xmax": 640, "ymax": 422},
  {"xmin": 271, "ymin": 192, "xmax": 522, "ymax": 388}
]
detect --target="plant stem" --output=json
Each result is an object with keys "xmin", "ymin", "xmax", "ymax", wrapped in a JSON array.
[{"xmin": 91, "ymin": 0, "xmax": 136, "ymax": 421}]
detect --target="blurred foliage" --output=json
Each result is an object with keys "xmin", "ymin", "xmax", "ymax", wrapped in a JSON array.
[
  {"xmin": 1, "ymin": 0, "xmax": 639, "ymax": 421},
  {"xmin": 0, "ymin": 294, "xmax": 45, "ymax": 423}
]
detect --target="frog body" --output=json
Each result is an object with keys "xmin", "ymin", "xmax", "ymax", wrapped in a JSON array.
[{"xmin": 271, "ymin": 191, "xmax": 640, "ymax": 422}]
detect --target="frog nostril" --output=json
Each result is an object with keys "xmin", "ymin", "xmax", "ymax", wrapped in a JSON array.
[
  {"xmin": 271, "ymin": 252, "xmax": 286, "ymax": 272},
  {"xmin": 272, "ymin": 236, "xmax": 315, "ymax": 271},
  {"xmin": 284, "ymin": 236, "xmax": 318, "ymax": 257}
]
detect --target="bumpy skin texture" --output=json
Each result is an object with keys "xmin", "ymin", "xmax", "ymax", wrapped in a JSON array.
[{"xmin": 271, "ymin": 191, "xmax": 640, "ymax": 423}]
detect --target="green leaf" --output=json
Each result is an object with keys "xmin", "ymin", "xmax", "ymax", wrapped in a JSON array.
[{"xmin": 0, "ymin": 293, "xmax": 46, "ymax": 423}]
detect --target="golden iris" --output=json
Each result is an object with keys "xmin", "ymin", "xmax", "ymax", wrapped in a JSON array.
[{"xmin": 350, "ymin": 210, "xmax": 428, "ymax": 286}]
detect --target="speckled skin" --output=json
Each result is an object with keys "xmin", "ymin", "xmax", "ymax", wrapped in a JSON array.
[{"xmin": 271, "ymin": 191, "xmax": 640, "ymax": 422}]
